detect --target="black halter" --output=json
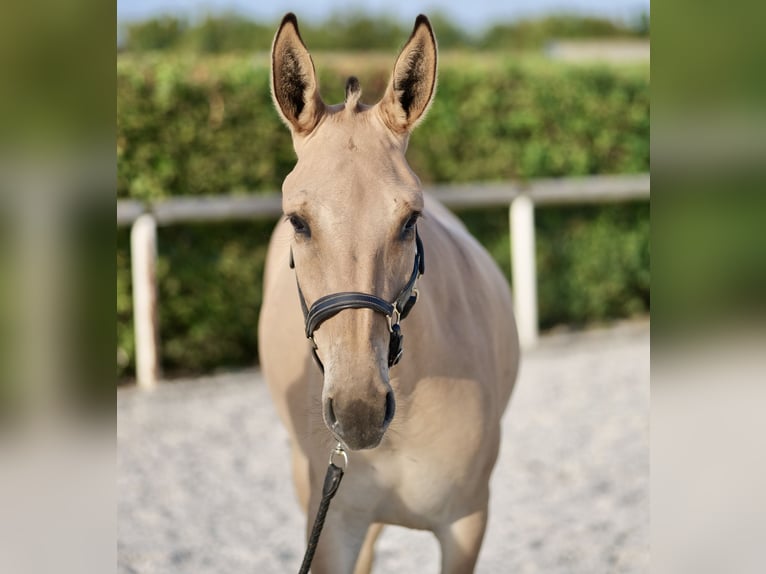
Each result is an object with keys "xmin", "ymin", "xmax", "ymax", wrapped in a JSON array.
[{"xmin": 290, "ymin": 230, "xmax": 425, "ymax": 372}]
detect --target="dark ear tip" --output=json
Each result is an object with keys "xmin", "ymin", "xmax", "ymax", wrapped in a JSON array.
[
  {"xmin": 414, "ymin": 14, "xmax": 432, "ymax": 30},
  {"xmin": 280, "ymin": 12, "xmax": 299, "ymax": 30},
  {"xmin": 278, "ymin": 13, "xmax": 305, "ymax": 44}
]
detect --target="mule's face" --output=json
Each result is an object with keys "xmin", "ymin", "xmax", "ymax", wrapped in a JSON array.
[
  {"xmin": 284, "ymin": 115, "xmax": 423, "ymax": 449},
  {"xmin": 271, "ymin": 14, "xmax": 437, "ymax": 450}
]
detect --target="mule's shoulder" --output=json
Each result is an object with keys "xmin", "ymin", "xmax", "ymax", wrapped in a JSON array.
[{"xmin": 421, "ymin": 192, "xmax": 512, "ymax": 305}]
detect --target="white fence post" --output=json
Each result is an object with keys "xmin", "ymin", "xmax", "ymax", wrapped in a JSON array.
[
  {"xmin": 510, "ymin": 195, "xmax": 539, "ymax": 349},
  {"xmin": 130, "ymin": 214, "xmax": 161, "ymax": 388}
]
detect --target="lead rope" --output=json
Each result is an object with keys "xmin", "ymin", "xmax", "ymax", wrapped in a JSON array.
[{"xmin": 298, "ymin": 443, "xmax": 348, "ymax": 574}]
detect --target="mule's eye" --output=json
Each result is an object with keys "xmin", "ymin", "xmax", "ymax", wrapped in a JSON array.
[
  {"xmin": 401, "ymin": 212, "xmax": 421, "ymax": 238},
  {"xmin": 288, "ymin": 214, "xmax": 310, "ymax": 237}
]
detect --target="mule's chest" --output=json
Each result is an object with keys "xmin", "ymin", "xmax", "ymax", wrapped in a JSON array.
[{"xmin": 336, "ymin": 433, "xmax": 496, "ymax": 530}]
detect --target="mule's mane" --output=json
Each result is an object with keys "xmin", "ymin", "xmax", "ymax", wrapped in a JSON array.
[{"xmin": 345, "ymin": 76, "xmax": 362, "ymax": 110}]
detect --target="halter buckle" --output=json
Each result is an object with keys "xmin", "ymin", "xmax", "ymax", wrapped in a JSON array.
[{"xmin": 387, "ymin": 307, "xmax": 402, "ymax": 333}]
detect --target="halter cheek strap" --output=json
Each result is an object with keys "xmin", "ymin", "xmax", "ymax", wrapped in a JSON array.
[{"xmin": 290, "ymin": 229, "xmax": 425, "ymax": 372}]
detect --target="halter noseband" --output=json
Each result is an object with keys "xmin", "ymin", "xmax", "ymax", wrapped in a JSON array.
[{"xmin": 290, "ymin": 230, "xmax": 425, "ymax": 372}]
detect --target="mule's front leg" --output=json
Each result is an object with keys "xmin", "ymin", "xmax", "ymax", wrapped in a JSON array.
[
  {"xmin": 304, "ymin": 490, "xmax": 370, "ymax": 574},
  {"xmin": 437, "ymin": 507, "xmax": 488, "ymax": 574}
]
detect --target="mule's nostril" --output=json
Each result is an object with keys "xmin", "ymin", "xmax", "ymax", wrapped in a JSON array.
[
  {"xmin": 326, "ymin": 398, "xmax": 337, "ymax": 427},
  {"xmin": 383, "ymin": 391, "xmax": 395, "ymax": 427}
]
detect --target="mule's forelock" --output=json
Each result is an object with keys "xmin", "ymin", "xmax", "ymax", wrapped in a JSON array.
[{"xmin": 345, "ymin": 76, "xmax": 362, "ymax": 110}]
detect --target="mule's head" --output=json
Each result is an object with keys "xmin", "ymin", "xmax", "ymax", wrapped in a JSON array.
[{"xmin": 271, "ymin": 13, "xmax": 437, "ymax": 450}]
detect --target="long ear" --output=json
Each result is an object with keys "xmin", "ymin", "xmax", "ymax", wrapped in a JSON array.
[
  {"xmin": 377, "ymin": 15, "xmax": 438, "ymax": 134},
  {"xmin": 271, "ymin": 13, "xmax": 324, "ymax": 135}
]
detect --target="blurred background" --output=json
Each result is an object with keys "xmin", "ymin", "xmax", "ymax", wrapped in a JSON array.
[
  {"xmin": 3, "ymin": 0, "xmax": 766, "ymax": 572},
  {"xmin": 112, "ymin": 3, "xmax": 652, "ymax": 573},
  {"xmin": 116, "ymin": 0, "xmax": 650, "ymax": 380}
]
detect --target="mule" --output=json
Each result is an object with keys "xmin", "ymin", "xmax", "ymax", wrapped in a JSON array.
[{"xmin": 258, "ymin": 13, "xmax": 519, "ymax": 573}]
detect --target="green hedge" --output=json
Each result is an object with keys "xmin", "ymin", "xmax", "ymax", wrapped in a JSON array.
[
  {"xmin": 120, "ymin": 14, "xmax": 649, "ymax": 54},
  {"xmin": 117, "ymin": 54, "xmax": 649, "ymax": 378}
]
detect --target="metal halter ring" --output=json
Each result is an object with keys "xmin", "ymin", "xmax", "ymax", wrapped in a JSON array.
[
  {"xmin": 386, "ymin": 307, "xmax": 401, "ymax": 332},
  {"xmin": 329, "ymin": 442, "xmax": 348, "ymax": 470}
]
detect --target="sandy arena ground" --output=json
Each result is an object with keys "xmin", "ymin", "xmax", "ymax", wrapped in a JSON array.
[{"xmin": 118, "ymin": 320, "xmax": 648, "ymax": 573}]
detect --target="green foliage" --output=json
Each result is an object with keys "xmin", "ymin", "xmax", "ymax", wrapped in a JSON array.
[
  {"xmin": 117, "ymin": 56, "xmax": 295, "ymax": 200},
  {"xmin": 123, "ymin": 16, "xmax": 187, "ymax": 51},
  {"xmin": 412, "ymin": 62, "xmax": 649, "ymax": 181},
  {"xmin": 155, "ymin": 221, "xmax": 274, "ymax": 374},
  {"xmin": 300, "ymin": 12, "xmax": 408, "ymax": 51},
  {"xmin": 480, "ymin": 15, "xmax": 646, "ymax": 51},
  {"xmin": 178, "ymin": 15, "xmax": 274, "ymax": 54},
  {"xmin": 116, "ymin": 54, "xmax": 649, "ymax": 378},
  {"xmin": 536, "ymin": 203, "xmax": 650, "ymax": 326},
  {"xmin": 120, "ymin": 13, "xmax": 649, "ymax": 54},
  {"xmin": 457, "ymin": 203, "xmax": 650, "ymax": 329}
]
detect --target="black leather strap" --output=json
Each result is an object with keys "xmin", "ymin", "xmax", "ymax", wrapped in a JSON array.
[
  {"xmin": 306, "ymin": 293, "xmax": 394, "ymax": 339},
  {"xmin": 297, "ymin": 462, "xmax": 344, "ymax": 574},
  {"xmin": 394, "ymin": 232, "xmax": 424, "ymax": 320},
  {"xmin": 292, "ymin": 228, "xmax": 425, "ymax": 370}
]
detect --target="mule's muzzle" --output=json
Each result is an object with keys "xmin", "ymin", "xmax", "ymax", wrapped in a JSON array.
[{"xmin": 323, "ymin": 390, "xmax": 395, "ymax": 450}]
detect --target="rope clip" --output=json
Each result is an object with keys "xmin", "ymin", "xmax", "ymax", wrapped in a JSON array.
[{"xmin": 329, "ymin": 442, "xmax": 348, "ymax": 470}]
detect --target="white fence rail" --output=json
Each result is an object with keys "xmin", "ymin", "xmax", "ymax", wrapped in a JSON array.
[{"xmin": 118, "ymin": 174, "xmax": 649, "ymax": 388}]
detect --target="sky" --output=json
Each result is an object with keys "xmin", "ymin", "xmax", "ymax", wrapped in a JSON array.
[{"xmin": 117, "ymin": 0, "xmax": 650, "ymax": 31}]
